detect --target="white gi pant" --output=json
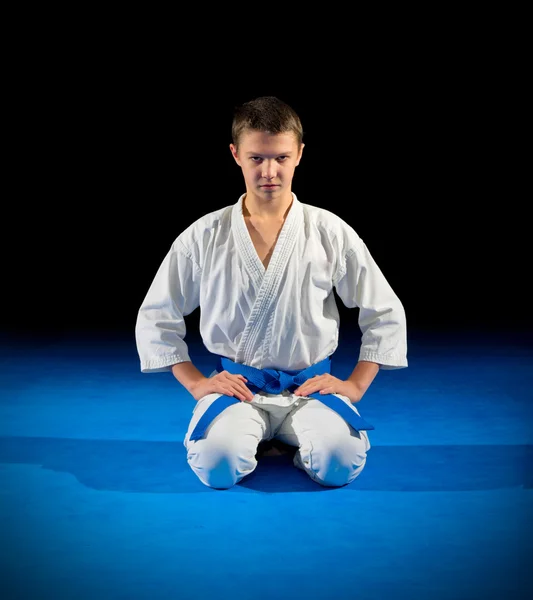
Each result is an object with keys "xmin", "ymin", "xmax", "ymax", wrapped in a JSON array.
[{"xmin": 184, "ymin": 389, "xmax": 371, "ymax": 489}]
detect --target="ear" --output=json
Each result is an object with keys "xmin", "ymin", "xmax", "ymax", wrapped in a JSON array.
[
  {"xmin": 295, "ymin": 143, "xmax": 305, "ymax": 166},
  {"xmin": 229, "ymin": 143, "xmax": 241, "ymax": 166}
]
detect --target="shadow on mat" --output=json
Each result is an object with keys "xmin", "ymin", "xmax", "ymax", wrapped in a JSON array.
[{"xmin": 0, "ymin": 435, "xmax": 531, "ymax": 494}]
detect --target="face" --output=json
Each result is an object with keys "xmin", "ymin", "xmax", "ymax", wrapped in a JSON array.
[{"xmin": 230, "ymin": 130, "xmax": 304, "ymax": 202}]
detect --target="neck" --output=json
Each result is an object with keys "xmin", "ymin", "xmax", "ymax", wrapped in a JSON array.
[{"xmin": 243, "ymin": 191, "xmax": 294, "ymax": 220}]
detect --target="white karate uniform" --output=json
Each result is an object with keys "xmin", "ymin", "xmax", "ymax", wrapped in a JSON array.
[{"xmin": 135, "ymin": 193, "xmax": 408, "ymax": 488}]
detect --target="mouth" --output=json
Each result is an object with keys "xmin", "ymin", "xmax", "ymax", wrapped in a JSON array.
[{"xmin": 260, "ymin": 184, "xmax": 279, "ymax": 188}]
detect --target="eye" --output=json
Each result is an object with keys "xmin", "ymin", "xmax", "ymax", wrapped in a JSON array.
[
  {"xmin": 250, "ymin": 157, "xmax": 263, "ymax": 163},
  {"xmin": 277, "ymin": 156, "xmax": 288, "ymax": 162}
]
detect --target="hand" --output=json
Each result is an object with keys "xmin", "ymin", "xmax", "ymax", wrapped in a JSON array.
[
  {"xmin": 189, "ymin": 371, "xmax": 255, "ymax": 403},
  {"xmin": 293, "ymin": 374, "xmax": 363, "ymax": 404}
]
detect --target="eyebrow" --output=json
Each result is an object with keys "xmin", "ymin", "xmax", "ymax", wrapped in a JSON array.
[{"xmin": 245, "ymin": 151, "xmax": 293, "ymax": 156}]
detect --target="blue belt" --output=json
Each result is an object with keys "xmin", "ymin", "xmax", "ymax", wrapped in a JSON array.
[{"xmin": 189, "ymin": 357, "xmax": 375, "ymax": 441}]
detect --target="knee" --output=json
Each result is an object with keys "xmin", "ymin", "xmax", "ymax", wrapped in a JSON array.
[
  {"xmin": 304, "ymin": 436, "xmax": 368, "ymax": 488},
  {"xmin": 187, "ymin": 437, "xmax": 258, "ymax": 489}
]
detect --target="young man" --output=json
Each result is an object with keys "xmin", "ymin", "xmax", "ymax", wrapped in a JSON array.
[{"xmin": 135, "ymin": 96, "xmax": 408, "ymax": 489}]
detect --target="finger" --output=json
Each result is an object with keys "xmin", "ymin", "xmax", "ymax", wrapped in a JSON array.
[
  {"xmin": 236, "ymin": 382, "xmax": 254, "ymax": 401},
  {"xmin": 227, "ymin": 374, "xmax": 249, "ymax": 389},
  {"xmin": 225, "ymin": 380, "xmax": 253, "ymax": 401},
  {"xmin": 297, "ymin": 376, "xmax": 328, "ymax": 391},
  {"xmin": 294, "ymin": 387, "xmax": 317, "ymax": 397},
  {"xmin": 220, "ymin": 384, "xmax": 250, "ymax": 402},
  {"xmin": 216, "ymin": 374, "xmax": 248, "ymax": 389},
  {"xmin": 294, "ymin": 385, "xmax": 312, "ymax": 396},
  {"xmin": 294, "ymin": 384, "xmax": 311, "ymax": 395}
]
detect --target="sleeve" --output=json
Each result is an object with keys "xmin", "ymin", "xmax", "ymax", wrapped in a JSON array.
[
  {"xmin": 135, "ymin": 239, "xmax": 202, "ymax": 373},
  {"xmin": 334, "ymin": 236, "xmax": 408, "ymax": 370}
]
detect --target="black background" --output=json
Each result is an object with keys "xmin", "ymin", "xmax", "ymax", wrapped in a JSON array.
[{"xmin": 4, "ymin": 34, "xmax": 529, "ymax": 341}]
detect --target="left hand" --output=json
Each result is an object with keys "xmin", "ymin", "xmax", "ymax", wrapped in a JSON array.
[{"xmin": 293, "ymin": 374, "xmax": 363, "ymax": 404}]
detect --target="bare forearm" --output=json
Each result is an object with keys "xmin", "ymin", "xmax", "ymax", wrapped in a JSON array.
[
  {"xmin": 347, "ymin": 360, "xmax": 380, "ymax": 398},
  {"xmin": 171, "ymin": 361, "xmax": 206, "ymax": 394}
]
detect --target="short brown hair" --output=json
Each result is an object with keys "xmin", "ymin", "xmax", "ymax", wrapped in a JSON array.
[{"xmin": 231, "ymin": 96, "xmax": 304, "ymax": 149}]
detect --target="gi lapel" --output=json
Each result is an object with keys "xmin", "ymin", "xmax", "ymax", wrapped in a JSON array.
[{"xmin": 233, "ymin": 195, "xmax": 302, "ymax": 366}]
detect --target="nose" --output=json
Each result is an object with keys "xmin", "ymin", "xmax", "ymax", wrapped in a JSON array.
[{"xmin": 262, "ymin": 160, "xmax": 277, "ymax": 180}]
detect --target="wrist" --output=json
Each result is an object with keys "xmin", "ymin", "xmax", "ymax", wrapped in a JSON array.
[
  {"xmin": 347, "ymin": 361, "xmax": 380, "ymax": 394},
  {"xmin": 171, "ymin": 361, "xmax": 206, "ymax": 392}
]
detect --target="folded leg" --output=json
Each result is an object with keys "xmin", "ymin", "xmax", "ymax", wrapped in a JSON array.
[
  {"xmin": 275, "ymin": 396, "xmax": 371, "ymax": 487},
  {"xmin": 184, "ymin": 394, "xmax": 270, "ymax": 489}
]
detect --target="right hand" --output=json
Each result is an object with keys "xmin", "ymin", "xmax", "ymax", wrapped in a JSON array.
[{"xmin": 189, "ymin": 370, "xmax": 255, "ymax": 403}]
